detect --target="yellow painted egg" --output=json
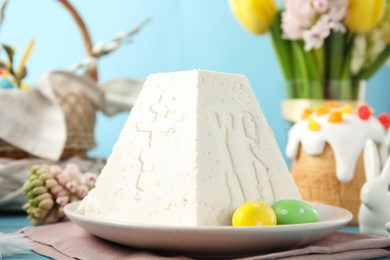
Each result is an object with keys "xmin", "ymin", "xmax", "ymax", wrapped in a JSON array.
[{"xmin": 232, "ymin": 201, "xmax": 277, "ymax": 226}]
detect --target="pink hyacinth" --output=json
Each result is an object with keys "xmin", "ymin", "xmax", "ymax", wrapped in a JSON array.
[
  {"xmin": 56, "ymin": 196, "xmax": 70, "ymax": 206},
  {"xmin": 284, "ymin": 0, "xmax": 316, "ymax": 25},
  {"xmin": 49, "ymin": 165, "xmax": 62, "ymax": 176},
  {"xmin": 312, "ymin": 0, "xmax": 329, "ymax": 13},
  {"xmin": 76, "ymin": 186, "xmax": 89, "ymax": 198},
  {"xmin": 23, "ymin": 163, "xmax": 99, "ymax": 226},
  {"xmin": 282, "ymin": 0, "xmax": 348, "ymax": 51},
  {"xmin": 302, "ymin": 15, "xmax": 332, "ymax": 51},
  {"xmin": 84, "ymin": 172, "xmax": 98, "ymax": 187},
  {"xmin": 65, "ymin": 180, "xmax": 78, "ymax": 193},
  {"xmin": 63, "ymin": 164, "xmax": 81, "ymax": 180}
]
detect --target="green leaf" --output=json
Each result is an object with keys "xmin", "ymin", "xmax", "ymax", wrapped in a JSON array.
[
  {"xmin": 269, "ymin": 11, "xmax": 293, "ymax": 79},
  {"xmin": 338, "ymin": 33, "xmax": 357, "ymax": 100},
  {"xmin": 329, "ymin": 32, "xmax": 345, "ymax": 80},
  {"xmin": 327, "ymin": 32, "xmax": 347, "ymax": 99},
  {"xmin": 324, "ymin": 36, "xmax": 331, "ymax": 83},
  {"xmin": 314, "ymin": 46, "xmax": 324, "ymax": 78},
  {"xmin": 0, "ymin": 60, "xmax": 8, "ymax": 69},
  {"xmin": 312, "ymin": 46, "xmax": 325, "ymax": 98},
  {"xmin": 15, "ymin": 66, "xmax": 27, "ymax": 80},
  {"xmin": 0, "ymin": 0, "xmax": 8, "ymax": 34},
  {"xmin": 339, "ymin": 49, "xmax": 353, "ymax": 99},
  {"xmin": 291, "ymin": 41, "xmax": 310, "ymax": 98},
  {"xmin": 358, "ymin": 45, "xmax": 390, "ymax": 79},
  {"xmin": 2, "ymin": 44, "xmax": 14, "ymax": 64},
  {"xmin": 304, "ymin": 47, "xmax": 322, "ymax": 98},
  {"xmin": 269, "ymin": 10, "xmax": 295, "ymax": 97}
]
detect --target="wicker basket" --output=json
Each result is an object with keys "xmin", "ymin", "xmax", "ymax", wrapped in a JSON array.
[
  {"xmin": 0, "ymin": 0, "xmax": 98, "ymax": 160},
  {"xmin": 291, "ymin": 143, "xmax": 366, "ymax": 225}
]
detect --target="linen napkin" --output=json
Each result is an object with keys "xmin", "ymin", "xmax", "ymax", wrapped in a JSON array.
[
  {"xmin": 0, "ymin": 82, "xmax": 67, "ymax": 161},
  {"xmin": 0, "ymin": 71, "xmax": 144, "ymax": 161},
  {"xmin": 22, "ymin": 221, "xmax": 390, "ymax": 260}
]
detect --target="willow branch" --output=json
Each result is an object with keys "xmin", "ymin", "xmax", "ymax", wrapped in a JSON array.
[{"xmin": 57, "ymin": 0, "xmax": 98, "ymax": 81}]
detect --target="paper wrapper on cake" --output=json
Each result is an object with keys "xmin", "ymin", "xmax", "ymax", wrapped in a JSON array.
[
  {"xmin": 291, "ymin": 143, "xmax": 365, "ymax": 225},
  {"xmin": 286, "ymin": 103, "xmax": 386, "ymax": 226}
]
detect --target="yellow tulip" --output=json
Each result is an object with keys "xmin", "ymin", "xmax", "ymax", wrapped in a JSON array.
[
  {"xmin": 345, "ymin": 0, "xmax": 386, "ymax": 33},
  {"xmin": 229, "ymin": 0, "xmax": 277, "ymax": 35}
]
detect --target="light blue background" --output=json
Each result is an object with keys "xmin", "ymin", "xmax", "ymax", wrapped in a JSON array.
[{"xmin": 2, "ymin": 0, "xmax": 390, "ymax": 164}]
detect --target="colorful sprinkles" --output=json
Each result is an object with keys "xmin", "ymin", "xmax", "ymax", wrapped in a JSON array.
[
  {"xmin": 358, "ymin": 105, "xmax": 372, "ymax": 120},
  {"xmin": 300, "ymin": 102, "xmax": 388, "ymax": 131},
  {"xmin": 326, "ymin": 102, "xmax": 341, "ymax": 109},
  {"xmin": 308, "ymin": 118, "xmax": 320, "ymax": 131},
  {"xmin": 340, "ymin": 105, "xmax": 353, "ymax": 114},
  {"xmin": 378, "ymin": 113, "xmax": 390, "ymax": 129},
  {"xmin": 328, "ymin": 111, "xmax": 343, "ymax": 123},
  {"xmin": 316, "ymin": 106, "xmax": 330, "ymax": 116},
  {"xmin": 301, "ymin": 108, "xmax": 313, "ymax": 120}
]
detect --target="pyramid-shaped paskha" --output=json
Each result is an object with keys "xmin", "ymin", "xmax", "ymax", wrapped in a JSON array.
[{"xmin": 78, "ymin": 70, "xmax": 301, "ymax": 226}]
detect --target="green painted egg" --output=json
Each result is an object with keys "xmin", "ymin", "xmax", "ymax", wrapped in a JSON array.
[{"xmin": 271, "ymin": 200, "xmax": 319, "ymax": 225}]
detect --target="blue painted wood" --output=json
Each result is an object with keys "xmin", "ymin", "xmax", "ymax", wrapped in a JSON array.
[
  {"xmin": 340, "ymin": 225, "xmax": 359, "ymax": 233},
  {"xmin": 0, "ymin": 213, "xmax": 49, "ymax": 259}
]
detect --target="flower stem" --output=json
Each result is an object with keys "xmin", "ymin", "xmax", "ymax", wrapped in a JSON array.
[
  {"xmin": 314, "ymin": 46, "xmax": 324, "ymax": 79},
  {"xmin": 328, "ymin": 32, "xmax": 345, "ymax": 99},
  {"xmin": 306, "ymin": 48, "xmax": 322, "ymax": 98},
  {"xmin": 340, "ymin": 50, "xmax": 353, "ymax": 99},
  {"xmin": 57, "ymin": 0, "xmax": 98, "ymax": 81},
  {"xmin": 291, "ymin": 41, "xmax": 310, "ymax": 98},
  {"xmin": 270, "ymin": 10, "xmax": 294, "ymax": 97}
]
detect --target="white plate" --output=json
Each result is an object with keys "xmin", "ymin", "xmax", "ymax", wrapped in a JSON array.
[{"xmin": 65, "ymin": 201, "xmax": 352, "ymax": 258}]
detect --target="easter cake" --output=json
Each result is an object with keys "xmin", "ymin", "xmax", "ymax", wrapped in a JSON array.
[
  {"xmin": 286, "ymin": 103, "xmax": 387, "ymax": 224},
  {"xmin": 78, "ymin": 70, "xmax": 302, "ymax": 226}
]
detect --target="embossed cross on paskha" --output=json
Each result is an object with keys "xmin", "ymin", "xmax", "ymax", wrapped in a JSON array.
[
  {"xmin": 137, "ymin": 94, "xmax": 177, "ymax": 148},
  {"xmin": 135, "ymin": 94, "xmax": 177, "ymax": 193}
]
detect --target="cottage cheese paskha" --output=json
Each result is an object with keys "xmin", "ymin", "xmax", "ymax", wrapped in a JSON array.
[{"xmin": 78, "ymin": 70, "xmax": 301, "ymax": 226}]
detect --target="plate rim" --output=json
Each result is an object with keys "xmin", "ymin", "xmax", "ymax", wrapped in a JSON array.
[
  {"xmin": 64, "ymin": 201, "xmax": 353, "ymax": 232},
  {"xmin": 64, "ymin": 201, "xmax": 353, "ymax": 256}
]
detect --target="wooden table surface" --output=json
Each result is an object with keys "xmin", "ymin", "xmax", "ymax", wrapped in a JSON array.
[{"xmin": 0, "ymin": 211, "xmax": 387, "ymax": 260}]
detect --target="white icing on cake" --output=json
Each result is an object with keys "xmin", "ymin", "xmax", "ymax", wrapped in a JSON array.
[
  {"xmin": 78, "ymin": 70, "xmax": 301, "ymax": 226},
  {"xmin": 286, "ymin": 108, "xmax": 386, "ymax": 183},
  {"xmin": 382, "ymin": 130, "xmax": 390, "ymax": 164}
]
